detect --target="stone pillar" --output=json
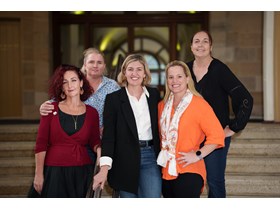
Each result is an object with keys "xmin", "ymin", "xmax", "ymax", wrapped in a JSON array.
[
  {"xmin": 263, "ymin": 12, "xmax": 274, "ymax": 121},
  {"xmin": 274, "ymin": 12, "xmax": 280, "ymax": 122}
]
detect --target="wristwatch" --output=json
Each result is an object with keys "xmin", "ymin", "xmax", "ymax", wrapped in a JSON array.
[{"xmin": 196, "ymin": 150, "xmax": 203, "ymax": 160}]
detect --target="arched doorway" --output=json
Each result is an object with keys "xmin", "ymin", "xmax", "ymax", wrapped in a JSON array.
[{"xmin": 52, "ymin": 11, "xmax": 209, "ymax": 93}]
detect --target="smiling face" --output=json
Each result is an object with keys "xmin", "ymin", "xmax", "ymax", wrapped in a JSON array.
[
  {"xmin": 124, "ymin": 60, "xmax": 146, "ymax": 87},
  {"xmin": 62, "ymin": 70, "xmax": 83, "ymax": 98},
  {"xmin": 191, "ymin": 31, "xmax": 212, "ymax": 58},
  {"xmin": 167, "ymin": 65, "xmax": 189, "ymax": 95}
]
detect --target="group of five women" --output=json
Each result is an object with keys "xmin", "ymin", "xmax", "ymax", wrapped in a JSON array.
[{"xmin": 29, "ymin": 30, "xmax": 253, "ymax": 198}]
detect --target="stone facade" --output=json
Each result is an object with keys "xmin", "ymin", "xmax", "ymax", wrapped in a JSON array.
[
  {"xmin": 0, "ymin": 11, "xmax": 276, "ymax": 120},
  {"xmin": 0, "ymin": 12, "xmax": 51, "ymax": 119},
  {"xmin": 210, "ymin": 12, "xmax": 263, "ymax": 119}
]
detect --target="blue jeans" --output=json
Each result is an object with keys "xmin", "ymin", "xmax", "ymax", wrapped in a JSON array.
[
  {"xmin": 204, "ymin": 137, "xmax": 231, "ymax": 198},
  {"xmin": 119, "ymin": 146, "xmax": 162, "ymax": 198}
]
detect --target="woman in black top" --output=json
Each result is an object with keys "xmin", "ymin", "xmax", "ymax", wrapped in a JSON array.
[{"xmin": 187, "ymin": 30, "xmax": 253, "ymax": 198}]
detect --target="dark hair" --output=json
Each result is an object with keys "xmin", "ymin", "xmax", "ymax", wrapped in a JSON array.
[
  {"xmin": 190, "ymin": 30, "xmax": 213, "ymax": 46},
  {"xmin": 48, "ymin": 64, "xmax": 93, "ymax": 102}
]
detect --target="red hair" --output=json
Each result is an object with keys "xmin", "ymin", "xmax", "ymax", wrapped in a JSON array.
[{"xmin": 48, "ymin": 64, "xmax": 93, "ymax": 101}]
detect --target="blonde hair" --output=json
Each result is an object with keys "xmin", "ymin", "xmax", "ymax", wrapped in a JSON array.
[
  {"xmin": 117, "ymin": 54, "xmax": 151, "ymax": 87},
  {"xmin": 163, "ymin": 60, "xmax": 202, "ymax": 102},
  {"xmin": 81, "ymin": 47, "xmax": 107, "ymax": 75}
]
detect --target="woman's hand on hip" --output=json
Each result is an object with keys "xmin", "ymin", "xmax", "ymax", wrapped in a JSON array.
[{"xmin": 177, "ymin": 151, "xmax": 199, "ymax": 167}]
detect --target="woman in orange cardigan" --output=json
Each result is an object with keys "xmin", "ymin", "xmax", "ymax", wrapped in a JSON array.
[{"xmin": 157, "ymin": 60, "xmax": 225, "ymax": 197}]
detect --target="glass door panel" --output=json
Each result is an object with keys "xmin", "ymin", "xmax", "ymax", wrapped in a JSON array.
[
  {"xmin": 134, "ymin": 27, "xmax": 169, "ymax": 91},
  {"xmin": 91, "ymin": 27, "xmax": 127, "ymax": 75},
  {"xmin": 177, "ymin": 23, "xmax": 202, "ymax": 62},
  {"xmin": 60, "ymin": 24, "xmax": 85, "ymax": 67}
]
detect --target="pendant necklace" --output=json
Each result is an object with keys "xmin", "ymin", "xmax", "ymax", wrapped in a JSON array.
[{"xmin": 72, "ymin": 115, "xmax": 78, "ymax": 130}]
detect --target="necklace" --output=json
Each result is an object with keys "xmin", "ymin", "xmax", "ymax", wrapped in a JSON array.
[{"xmin": 72, "ymin": 115, "xmax": 78, "ymax": 130}]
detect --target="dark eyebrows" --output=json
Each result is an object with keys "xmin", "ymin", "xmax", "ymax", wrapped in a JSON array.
[{"xmin": 194, "ymin": 37, "xmax": 209, "ymax": 41}]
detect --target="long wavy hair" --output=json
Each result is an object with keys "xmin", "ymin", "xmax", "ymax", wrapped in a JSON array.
[{"xmin": 48, "ymin": 64, "xmax": 93, "ymax": 102}]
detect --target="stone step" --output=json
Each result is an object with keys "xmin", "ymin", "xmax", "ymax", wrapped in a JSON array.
[
  {"xmin": 0, "ymin": 141, "xmax": 35, "ymax": 158},
  {"xmin": 0, "ymin": 175, "xmax": 113, "ymax": 198},
  {"xmin": 233, "ymin": 123, "xmax": 280, "ymax": 140},
  {"xmin": 1, "ymin": 155, "xmax": 279, "ymax": 176},
  {"xmin": 0, "ymin": 124, "xmax": 38, "ymax": 142},
  {"xmin": 0, "ymin": 157, "xmax": 279, "ymax": 197},
  {"xmin": 0, "ymin": 133, "xmax": 37, "ymax": 142},
  {"xmin": 0, "ymin": 150, "xmax": 34, "ymax": 158},
  {"xmin": 0, "ymin": 157, "xmax": 35, "ymax": 176},
  {"xmin": 228, "ymin": 139, "xmax": 280, "ymax": 157},
  {"xmin": 0, "ymin": 122, "xmax": 279, "ymax": 198},
  {"xmin": 0, "ymin": 174, "xmax": 279, "ymax": 198},
  {"xmin": 226, "ymin": 156, "xmax": 280, "ymax": 174},
  {"xmin": 201, "ymin": 173, "xmax": 280, "ymax": 197},
  {"xmin": 1, "ymin": 123, "xmax": 280, "ymax": 141},
  {"xmin": 4, "ymin": 141, "xmax": 276, "ymax": 159},
  {"xmin": 1, "ymin": 144, "xmax": 278, "ymax": 159},
  {"xmin": 0, "ymin": 124, "xmax": 38, "ymax": 134},
  {"xmin": 0, "ymin": 175, "xmax": 33, "ymax": 197},
  {"xmin": 0, "ymin": 138, "xmax": 278, "ymax": 158},
  {"xmin": 224, "ymin": 174, "xmax": 280, "ymax": 197}
]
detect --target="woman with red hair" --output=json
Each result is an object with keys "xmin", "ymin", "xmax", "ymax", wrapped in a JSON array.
[{"xmin": 29, "ymin": 64, "xmax": 101, "ymax": 197}]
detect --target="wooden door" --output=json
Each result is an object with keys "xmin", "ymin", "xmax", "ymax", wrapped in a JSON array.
[{"xmin": 0, "ymin": 19, "xmax": 21, "ymax": 118}]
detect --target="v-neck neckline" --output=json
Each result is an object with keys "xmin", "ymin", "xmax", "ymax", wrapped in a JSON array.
[
  {"xmin": 54, "ymin": 102, "xmax": 87, "ymax": 138},
  {"xmin": 193, "ymin": 59, "xmax": 213, "ymax": 84}
]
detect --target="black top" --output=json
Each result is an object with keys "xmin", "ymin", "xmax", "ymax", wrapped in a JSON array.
[
  {"xmin": 187, "ymin": 58, "xmax": 253, "ymax": 133},
  {"xmin": 59, "ymin": 108, "xmax": 86, "ymax": 136}
]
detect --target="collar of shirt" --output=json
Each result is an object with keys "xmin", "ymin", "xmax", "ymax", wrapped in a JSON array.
[
  {"xmin": 95, "ymin": 76, "xmax": 108, "ymax": 92},
  {"xmin": 125, "ymin": 86, "xmax": 150, "ymax": 99}
]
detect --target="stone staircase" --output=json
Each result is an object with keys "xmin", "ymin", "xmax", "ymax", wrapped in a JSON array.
[
  {"xmin": 0, "ymin": 124, "xmax": 37, "ymax": 197},
  {"xmin": 0, "ymin": 122, "xmax": 279, "ymax": 198},
  {"xmin": 223, "ymin": 123, "xmax": 280, "ymax": 197}
]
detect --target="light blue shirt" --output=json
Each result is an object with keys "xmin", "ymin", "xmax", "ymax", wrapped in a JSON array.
[{"xmin": 84, "ymin": 76, "xmax": 120, "ymax": 127}]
